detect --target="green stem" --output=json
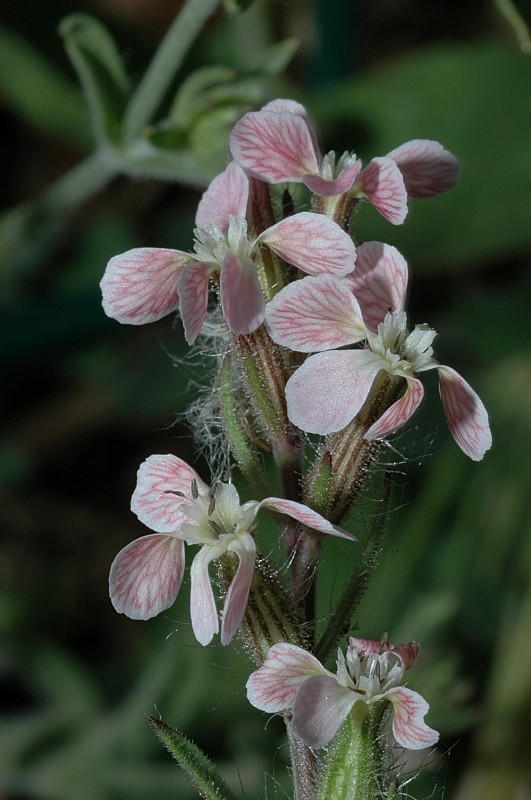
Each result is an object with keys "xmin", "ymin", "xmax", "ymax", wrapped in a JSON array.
[
  {"xmin": 123, "ymin": 0, "xmax": 222, "ymax": 142},
  {"xmin": 41, "ymin": 149, "xmax": 116, "ymax": 213}
]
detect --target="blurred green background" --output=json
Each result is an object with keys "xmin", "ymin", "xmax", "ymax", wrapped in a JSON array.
[{"xmin": 1, "ymin": 1, "xmax": 531, "ymax": 798}]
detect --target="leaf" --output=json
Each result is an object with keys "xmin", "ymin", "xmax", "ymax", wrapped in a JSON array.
[
  {"xmin": 59, "ymin": 13, "xmax": 131, "ymax": 144},
  {"xmin": 0, "ymin": 25, "xmax": 91, "ymax": 148},
  {"xmin": 149, "ymin": 717, "xmax": 241, "ymax": 800}
]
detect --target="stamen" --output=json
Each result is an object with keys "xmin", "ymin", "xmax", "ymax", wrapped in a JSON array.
[{"xmin": 191, "ymin": 479, "xmax": 199, "ymax": 500}]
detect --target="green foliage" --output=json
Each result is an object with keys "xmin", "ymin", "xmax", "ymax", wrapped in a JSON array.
[
  {"xmin": 149, "ymin": 718, "xmax": 240, "ymax": 800},
  {"xmin": 0, "ymin": 25, "xmax": 91, "ymax": 148},
  {"xmin": 60, "ymin": 14, "xmax": 131, "ymax": 144}
]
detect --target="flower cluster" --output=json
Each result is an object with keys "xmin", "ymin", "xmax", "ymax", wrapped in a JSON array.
[
  {"xmin": 101, "ymin": 98, "xmax": 491, "ymax": 775},
  {"xmin": 247, "ymin": 636, "xmax": 439, "ymax": 750},
  {"xmin": 110, "ymin": 453, "xmax": 351, "ymax": 645}
]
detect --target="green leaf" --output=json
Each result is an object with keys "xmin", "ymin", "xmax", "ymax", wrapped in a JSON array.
[
  {"xmin": 59, "ymin": 13, "xmax": 131, "ymax": 144},
  {"xmin": 0, "ymin": 25, "xmax": 91, "ymax": 148},
  {"xmin": 149, "ymin": 717, "xmax": 241, "ymax": 800}
]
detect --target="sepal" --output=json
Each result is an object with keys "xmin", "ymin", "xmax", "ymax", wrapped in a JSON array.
[{"xmin": 149, "ymin": 717, "xmax": 240, "ymax": 800}]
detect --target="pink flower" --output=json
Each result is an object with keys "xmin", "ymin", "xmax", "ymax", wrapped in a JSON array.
[
  {"xmin": 230, "ymin": 99, "xmax": 458, "ymax": 225},
  {"xmin": 109, "ymin": 454, "xmax": 354, "ymax": 645},
  {"xmin": 246, "ymin": 637, "xmax": 439, "ymax": 751},
  {"xmin": 265, "ymin": 241, "xmax": 492, "ymax": 460},
  {"xmin": 101, "ymin": 161, "xmax": 356, "ymax": 344}
]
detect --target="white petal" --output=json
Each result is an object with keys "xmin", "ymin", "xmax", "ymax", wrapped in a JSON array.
[
  {"xmin": 131, "ymin": 454, "xmax": 207, "ymax": 533},
  {"xmin": 109, "ymin": 534, "xmax": 185, "ymax": 620},
  {"xmin": 260, "ymin": 213, "xmax": 356, "ymax": 277},
  {"xmin": 195, "ymin": 161, "xmax": 249, "ymax": 230},
  {"xmin": 177, "ymin": 261, "xmax": 211, "ymax": 345},
  {"xmin": 387, "ymin": 139, "xmax": 459, "ymax": 198},
  {"xmin": 259, "ymin": 498, "xmax": 355, "ymax": 540},
  {"xmin": 292, "ymin": 675, "xmax": 357, "ymax": 749},
  {"xmin": 220, "ymin": 533, "xmax": 256, "ymax": 645},
  {"xmin": 220, "ymin": 253, "xmax": 265, "ymax": 334},
  {"xmin": 385, "ymin": 687, "xmax": 439, "ymax": 750},
  {"xmin": 246, "ymin": 643, "xmax": 328, "ymax": 712},
  {"xmin": 345, "ymin": 241, "xmax": 408, "ymax": 330},
  {"xmin": 265, "ymin": 276, "xmax": 366, "ymax": 352},
  {"xmin": 286, "ymin": 350, "xmax": 383, "ymax": 434},
  {"xmin": 358, "ymin": 157, "xmax": 408, "ymax": 225},
  {"xmin": 230, "ymin": 110, "xmax": 319, "ymax": 183},
  {"xmin": 438, "ymin": 366, "xmax": 492, "ymax": 460},
  {"xmin": 101, "ymin": 248, "xmax": 187, "ymax": 324},
  {"xmin": 364, "ymin": 377, "xmax": 424, "ymax": 440},
  {"xmin": 190, "ymin": 544, "xmax": 224, "ymax": 645}
]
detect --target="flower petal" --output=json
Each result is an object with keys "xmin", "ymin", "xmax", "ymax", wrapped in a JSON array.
[
  {"xmin": 387, "ymin": 139, "xmax": 459, "ymax": 198},
  {"xmin": 230, "ymin": 110, "xmax": 319, "ymax": 183},
  {"xmin": 131, "ymin": 454, "xmax": 206, "ymax": 533},
  {"xmin": 109, "ymin": 534, "xmax": 185, "ymax": 620},
  {"xmin": 266, "ymin": 276, "xmax": 366, "ymax": 352},
  {"xmin": 357, "ymin": 157, "xmax": 408, "ymax": 225},
  {"xmin": 246, "ymin": 643, "xmax": 328, "ymax": 712},
  {"xmin": 344, "ymin": 242, "xmax": 408, "ymax": 330},
  {"xmin": 259, "ymin": 498, "xmax": 355, "ymax": 540},
  {"xmin": 101, "ymin": 248, "xmax": 188, "ymax": 324},
  {"xmin": 385, "ymin": 687, "xmax": 439, "ymax": 750},
  {"xmin": 364, "ymin": 377, "xmax": 424, "ymax": 440},
  {"xmin": 221, "ymin": 532, "xmax": 256, "ymax": 645},
  {"xmin": 286, "ymin": 350, "xmax": 383, "ymax": 435},
  {"xmin": 303, "ymin": 161, "xmax": 361, "ymax": 197},
  {"xmin": 259, "ymin": 212, "xmax": 356, "ymax": 277},
  {"xmin": 292, "ymin": 675, "xmax": 357, "ymax": 749},
  {"xmin": 190, "ymin": 543, "xmax": 224, "ymax": 645},
  {"xmin": 220, "ymin": 252, "xmax": 265, "ymax": 334},
  {"xmin": 195, "ymin": 161, "xmax": 249, "ymax": 230},
  {"xmin": 438, "ymin": 366, "xmax": 492, "ymax": 461},
  {"xmin": 177, "ymin": 261, "xmax": 211, "ymax": 344},
  {"xmin": 392, "ymin": 642, "xmax": 421, "ymax": 670}
]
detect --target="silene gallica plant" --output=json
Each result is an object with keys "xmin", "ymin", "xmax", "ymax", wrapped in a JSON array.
[{"xmin": 101, "ymin": 96, "xmax": 491, "ymax": 800}]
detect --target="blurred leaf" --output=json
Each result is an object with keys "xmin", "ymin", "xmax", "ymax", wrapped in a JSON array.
[
  {"xmin": 0, "ymin": 25, "xmax": 91, "ymax": 148},
  {"xmin": 310, "ymin": 41, "xmax": 531, "ymax": 272},
  {"xmin": 59, "ymin": 14, "xmax": 131, "ymax": 144}
]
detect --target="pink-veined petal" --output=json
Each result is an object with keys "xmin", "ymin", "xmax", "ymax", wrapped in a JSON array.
[
  {"xmin": 438, "ymin": 366, "xmax": 492, "ymax": 461},
  {"xmin": 292, "ymin": 675, "xmax": 357, "ymax": 749},
  {"xmin": 357, "ymin": 157, "xmax": 408, "ymax": 225},
  {"xmin": 131, "ymin": 454, "xmax": 207, "ymax": 533},
  {"xmin": 246, "ymin": 643, "xmax": 328, "ymax": 712},
  {"xmin": 220, "ymin": 533, "xmax": 256, "ymax": 645},
  {"xmin": 190, "ymin": 543, "xmax": 224, "ymax": 645},
  {"xmin": 259, "ymin": 497, "xmax": 354, "ymax": 540},
  {"xmin": 230, "ymin": 111, "xmax": 319, "ymax": 183},
  {"xmin": 109, "ymin": 534, "xmax": 185, "ymax": 620},
  {"xmin": 220, "ymin": 252, "xmax": 265, "ymax": 334},
  {"xmin": 177, "ymin": 261, "xmax": 211, "ymax": 344},
  {"xmin": 286, "ymin": 350, "xmax": 384, "ymax": 435},
  {"xmin": 101, "ymin": 248, "xmax": 188, "ymax": 325},
  {"xmin": 364, "ymin": 376, "xmax": 424, "ymax": 440},
  {"xmin": 195, "ymin": 161, "xmax": 249, "ymax": 230},
  {"xmin": 387, "ymin": 139, "xmax": 459, "ymax": 198},
  {"xmin": 344, "ymin": 242, "xmax": 408, "ymax": 330},
  {"xmin": 266, "ymin": 276, "xmax": 366, "ymax": 352},
  {"xmin": 392, "ymin": 642, "xmax": 421, "ymax": 670},
  {"xmin": 259, "ymin": 212, "xmax": 356, "ymax": 277},
  {"xmin": 259, "ymin": 99, "xmax": 321, "ymax": 154},
  {"xmin": 385, "ymin": 687, "xmax": 439, "ymax": 750},
  {"xmin": 303, "ymin": 161, "xmax": 361, "ymax": 197}
]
